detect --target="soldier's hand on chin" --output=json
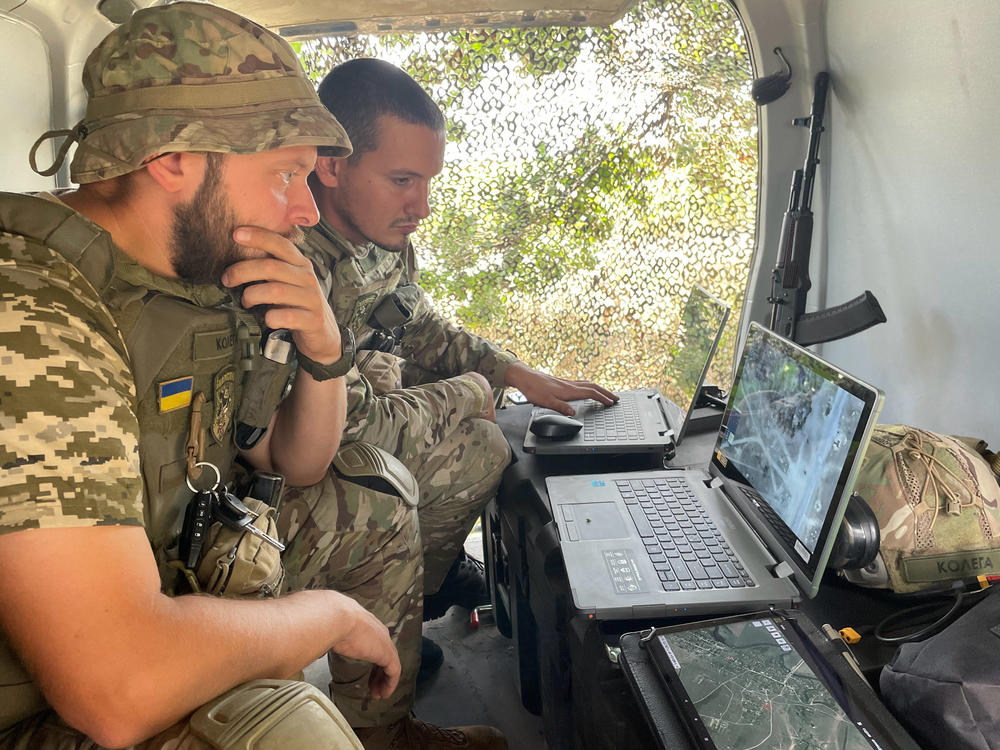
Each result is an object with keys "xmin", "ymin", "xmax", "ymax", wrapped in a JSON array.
[{"xmin": 222, "ymin": 226, "xmax": 343, "ymax": 367}]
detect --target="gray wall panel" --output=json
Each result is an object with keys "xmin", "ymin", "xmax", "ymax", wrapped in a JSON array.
[{"xmin": 820, "ymin": 0, "xmax": 1000, "ymax": 436}]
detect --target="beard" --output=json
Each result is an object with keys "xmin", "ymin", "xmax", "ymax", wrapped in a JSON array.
[
  {"xmin": 169, "ymin": 155, "xmax": 309, "ymax": 288},
  {"xmin": 169, "ymin": 154, "xmax": 244, "ymax": 285}
]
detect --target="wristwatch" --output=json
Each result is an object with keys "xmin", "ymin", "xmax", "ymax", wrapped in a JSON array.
[{"xmin": 296, "ymin": 326, "xmax": 355, "ymax": 381}]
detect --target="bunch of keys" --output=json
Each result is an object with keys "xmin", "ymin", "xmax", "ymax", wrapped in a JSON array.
[
  {"xmin": 213, "ymin": 488, "xmax": 285, "ymax": 552},
  {"xmin": 181, "ymin": 461, "xmax": 285, "ymax": 570}
]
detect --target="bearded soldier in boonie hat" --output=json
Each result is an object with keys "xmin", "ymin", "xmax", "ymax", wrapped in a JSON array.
[
  {"xmin": 0, "ymin": 3, "xmax": 405, "ymax": 749},
  {"xmin": 31, "ymin": 0, "xmax": 352, "ymax": 182}
]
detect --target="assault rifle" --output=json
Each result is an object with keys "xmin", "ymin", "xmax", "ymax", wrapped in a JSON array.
[{"xmin": 768, "ymin": 72, "xmax": 886, "ymax": 346}]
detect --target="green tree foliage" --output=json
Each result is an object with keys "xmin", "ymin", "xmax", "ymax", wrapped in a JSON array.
[{"xmin": 299, "ymin": 0, "xmax": 756, "ymax": 392}]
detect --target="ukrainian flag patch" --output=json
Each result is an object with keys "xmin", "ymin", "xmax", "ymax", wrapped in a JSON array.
[{"xmin": 158, "ymin": 376, "xmax": 194, "ymax": 413}]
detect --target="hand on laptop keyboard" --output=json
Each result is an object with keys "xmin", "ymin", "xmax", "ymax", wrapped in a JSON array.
[{"xmin": 504, "ymin": 361, "xmax": 618, "ymax": 415}]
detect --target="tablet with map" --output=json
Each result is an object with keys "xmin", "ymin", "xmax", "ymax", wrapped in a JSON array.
[{"xmin": 643, "ymin": 611, "xmax": 902, "ymax": 750}]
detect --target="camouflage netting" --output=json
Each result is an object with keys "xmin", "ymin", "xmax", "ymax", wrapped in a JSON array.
[{"xmin": 298, "ymin": 0, "xmax": 756, "ymax": 399}]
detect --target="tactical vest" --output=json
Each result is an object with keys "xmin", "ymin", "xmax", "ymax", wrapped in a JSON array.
[
  {"xmin": 0, "ymin": 192, "xmax": 293, "ymax": 729},
  {"xmin": 299, "ymin": 219, "xmax": 422, "ymax": 338}
]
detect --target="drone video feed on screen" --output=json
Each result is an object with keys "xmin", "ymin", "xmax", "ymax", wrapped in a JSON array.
[{"xmin": 719, "ymin": 331, "xmax": 865, "ymax": 555}]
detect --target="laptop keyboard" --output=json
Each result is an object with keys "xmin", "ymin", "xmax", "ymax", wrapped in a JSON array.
[
  {"xmin": 582, "ymin": 398, "xmax": 645, "ymax": 442},
  {"xmin": 615, "ymin": 477, "xmax": 756, "ymax": 591}
]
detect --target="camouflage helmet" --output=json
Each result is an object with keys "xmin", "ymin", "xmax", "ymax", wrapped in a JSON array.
[
  {"xmin": 842, "ymin": 424, "xmax": 1000, "ymax": 594},
  {"xmin": 29, "ymin": 1, "xmax": 351, "ymax": 184}
]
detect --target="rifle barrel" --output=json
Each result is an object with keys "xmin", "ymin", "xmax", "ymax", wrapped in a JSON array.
[{"xmin": 799, "ymin": 72, "xmax": 829, "ymax": 211}]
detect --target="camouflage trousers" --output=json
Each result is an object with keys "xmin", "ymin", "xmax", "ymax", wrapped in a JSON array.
[
  {"xmin": 277, "ymin": 415, "xmax": 510, "ymax": 729},
  {"xmin": 278, "ymin": 359, "xmax": 512, "ymax": 729},
  {"xmin": 352, "ymin": 353, "xmax": 511, "ymax": 593},
  {"xmin": 350, "ymin": 353, "xmax": 511, "ymax": 594},
  {"xmin": 0, "ymin": 680, "xmax": 362, "ymax": 749}
]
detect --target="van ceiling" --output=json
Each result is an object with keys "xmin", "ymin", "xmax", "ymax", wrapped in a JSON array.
[{"xmin": 217, "ymin": 0, "xmax": 636, "ymax": 38}]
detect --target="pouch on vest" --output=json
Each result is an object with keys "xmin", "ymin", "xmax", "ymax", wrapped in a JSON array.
[
  {"xmin": 378, "ymin": 283, "xmax": 419, "ymax": 327},
  {"xmin": 233, "ymin": 311, "xmax": 296, "ymax": 450},
  {"xmin": 195, "ymin": 498, "xmax": 284, "ymax": 598},
  {"xmin": 356, "ymin": 284, "xmax": 420, "ymax": 369},
  {"xmin": 234, "ymin": 357, "xmax": 295, "ymax": 449},
  {"xmin": 838, "ymin": 424, "xmax": 1000, "ymax": 594}
]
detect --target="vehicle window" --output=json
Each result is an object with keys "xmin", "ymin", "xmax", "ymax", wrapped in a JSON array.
[{"xmin": 298, "ymin": 0, "xmax": 755, "ymax": 394}]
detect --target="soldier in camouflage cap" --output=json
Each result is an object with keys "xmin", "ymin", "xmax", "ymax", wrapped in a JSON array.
[
  {"xmin": 0, "ymin": 3, "xmax": 401, "ymax": 748},
  {"xmin": 842, "ymin": 424, "xmax": 1000, "ymax": 594}
]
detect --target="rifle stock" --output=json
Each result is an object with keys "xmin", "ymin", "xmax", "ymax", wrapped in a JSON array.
[{"xmin": 767, "ymin": 72, "xmax": 886, "ymax": 346}]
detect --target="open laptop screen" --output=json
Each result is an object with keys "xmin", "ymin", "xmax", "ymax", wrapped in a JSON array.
[
  {"xmin": 658, "ymin": 284, "xmax": 729, "ymax": 440},
  {"xmin": 711, "ymin": 323, "xmax": 882, "ymax": 596}
]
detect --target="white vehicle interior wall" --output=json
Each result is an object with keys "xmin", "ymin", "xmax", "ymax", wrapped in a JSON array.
[
  {"xmin": 822, "ymin": 0, "xmax": 1000, "ymax": 440},
  {"xmin": 739, "ymin": 0, "xmax": 1000, "ymax": 439}
]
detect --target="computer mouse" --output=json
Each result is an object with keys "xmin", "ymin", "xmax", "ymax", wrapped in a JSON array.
[{"xmin": 529, "ymin": 413, "xmax": 584, "ymax": 440}]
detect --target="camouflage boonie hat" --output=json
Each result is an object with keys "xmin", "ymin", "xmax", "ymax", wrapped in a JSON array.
[
  {"xmin": 30, "ymin": 1, "xmax": 351, "ymax": 184},
  {"xmin": 844, "ymin": 424, "xmax": 1000, "ymax": 594}
]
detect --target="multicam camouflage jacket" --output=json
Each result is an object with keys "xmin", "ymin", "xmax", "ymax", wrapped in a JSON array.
[
  {"xmin": 299, "ymin": 219, "xmax": 518, "ymax": 444},
  {"xmin": 300, "ymin": 219, "xmax": 518, "ymax": 386}
]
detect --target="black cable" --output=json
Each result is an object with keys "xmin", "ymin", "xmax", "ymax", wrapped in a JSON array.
[{"xmin": 873, "ymin": 588, "xmax": 989, "ymax": 644}]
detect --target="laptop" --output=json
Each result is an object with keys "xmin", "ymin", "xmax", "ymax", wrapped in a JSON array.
[
  {"xmin": 523, "ymin": 285, "xmax": 730, "ymax": 458},
  {"xmin": 545, "ymin": 322, "xmax": 883, "ymax": 620}
]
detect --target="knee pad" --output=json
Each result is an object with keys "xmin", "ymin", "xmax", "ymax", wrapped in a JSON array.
[
  {"xmin": 190, "ymin": 679, "xmax": 362, "ymax": 749},
  {"xmin": 333, "ymin": 442, "xmax": 418, "ymax": 507}
]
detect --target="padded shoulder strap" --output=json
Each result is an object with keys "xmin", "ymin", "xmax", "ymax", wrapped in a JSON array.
[{"xmin": 0, "ymin": 192, "xmax": 116, "ymax": 293}]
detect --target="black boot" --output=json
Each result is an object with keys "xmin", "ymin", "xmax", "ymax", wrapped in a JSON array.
[
  {"xmin": 417, "ymin": 635, "xmax": 444, "ymax": 683},
  {"xmin": 423, "ymin": 550, "xmax": 489, "ymax": 621}
]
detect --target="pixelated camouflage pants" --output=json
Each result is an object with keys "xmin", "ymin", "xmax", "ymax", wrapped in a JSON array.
[
  {"xmin": 0, "ymin": 681, "xmax": 362, "ymax": 749},
  {"xmin": 0, "ymin": 710, "xmax": 222, "ymax": 750}
]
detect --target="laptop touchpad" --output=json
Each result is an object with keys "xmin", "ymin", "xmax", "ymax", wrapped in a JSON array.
[{"xmin": 563, "ymin": 502, "xmax": 630, "ymax": 540}]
